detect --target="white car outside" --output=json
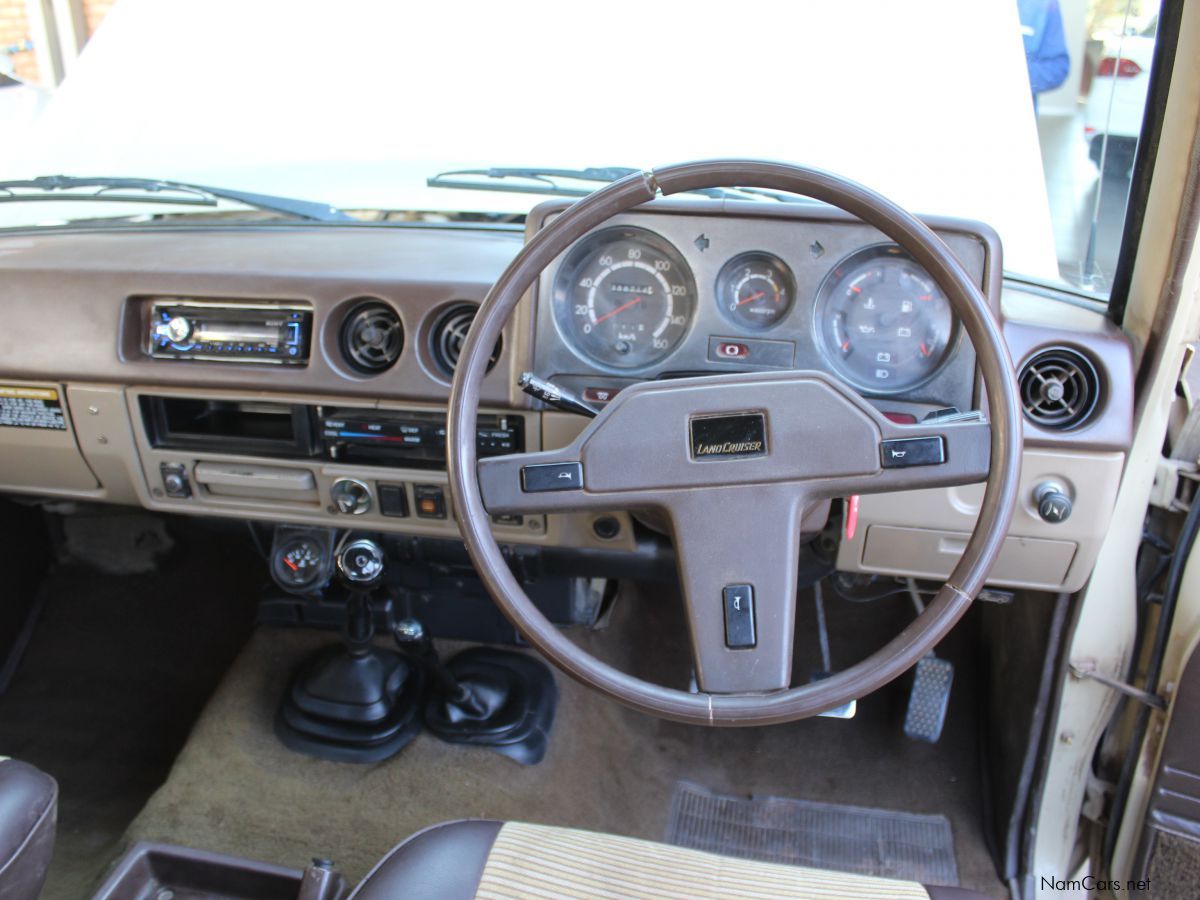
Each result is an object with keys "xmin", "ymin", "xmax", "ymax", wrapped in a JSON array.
[{"xmin": 1083, "ymin": 18, "xmax": 1157, "ymax": 174}]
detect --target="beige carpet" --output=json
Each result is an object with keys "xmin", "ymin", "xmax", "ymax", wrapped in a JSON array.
[{"xmin": 119, "ymin": 589, "xmax": 1005, "ymax": 897}]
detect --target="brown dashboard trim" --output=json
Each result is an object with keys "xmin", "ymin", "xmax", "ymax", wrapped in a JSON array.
[{"xmin": 0, "ymin": 226, "xmax": 525, "ymax": 406}]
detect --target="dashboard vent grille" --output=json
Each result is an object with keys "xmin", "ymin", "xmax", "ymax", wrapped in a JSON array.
[
  {"xmin": 340, "ymin": 301, "xmax": 403, "ymax": 374},
  {"xmin": 1018, "ymin": 347, "xmax": 1100, "ymax": 430},
  {"xmin": 431, "ymin": 304, "xmax": 501, "ymax": 377}
]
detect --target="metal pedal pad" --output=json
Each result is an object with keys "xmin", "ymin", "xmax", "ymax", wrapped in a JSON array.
[
  {"xmin": 810, "ymin": 671, "xmax": 857, "ymax": 719},
  {"xmin": 904, "ymin": 655, "xmax": 954, "ymax": 742}
]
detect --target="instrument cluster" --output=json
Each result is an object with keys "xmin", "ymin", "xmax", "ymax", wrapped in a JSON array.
[{"xmin": 534, "ymin": 206, "xmax": 992, "ymax": 409}]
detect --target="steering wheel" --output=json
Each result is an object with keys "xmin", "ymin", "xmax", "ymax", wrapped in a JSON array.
[{"xmin": 447, "ymin": 160, "xmax": 1021, "ymax": 726}]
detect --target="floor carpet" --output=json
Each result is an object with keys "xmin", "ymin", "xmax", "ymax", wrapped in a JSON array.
[
  {"xmin": 122, "ymin": 584, "xmax": 1006, "ymax": 897},
  {"xmin": 0, "ymin": 513, "xmax": 261, "ymax": 899}
]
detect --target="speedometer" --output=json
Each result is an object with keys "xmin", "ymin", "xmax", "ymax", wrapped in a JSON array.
[
  {"xmin": 551, "ymin": 227, "xmax": 696, "ymax": 370},
  {"xmin": 813, "ymin": 245, "xmax": 956, "ymax": 393}
]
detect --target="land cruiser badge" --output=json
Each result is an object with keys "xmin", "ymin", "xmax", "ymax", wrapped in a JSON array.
[{"xmin": 689, "ymin": 413, "xmax": 767, "ymax": 460}]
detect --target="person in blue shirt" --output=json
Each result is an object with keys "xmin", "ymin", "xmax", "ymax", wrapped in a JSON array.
[{"xmin": 1019, "ymin": 0, "xmax": 1071, "ymax": 108}]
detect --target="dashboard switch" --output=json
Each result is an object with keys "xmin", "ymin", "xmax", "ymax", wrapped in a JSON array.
[
  {"xmin": 706, "ymin": 336, "xmax": 796, "ymax": 368},
  {"xmin": 723, "ymin": 584, "xmax": 756, "ymax": 648},
  {"xmin": 521, "ymin": 462, "xmax": 583, "ymax": 493},
  {"xmin": 160, "ymin": 462, "xmax": 191, "ymax": 498},
  {"xmin": 880, "ymin": 436, "xmax": 945, "ymax": 469},
  {"xmin": 414, "ymin": 484, "xmax": 446, "ymax": 519},
  {"xmin": 582, "ymin": 386, "xmax": 621, "ymax": 404},
  {"xmin": 330, "ymin": 478, "xmax": 371, "ymax": 515},
  {"xmin": 715, "ymin": 341, "xmax": 749, "ymax": 360},
  {"xmin": 378, "ymin": 483, "xmax": 409, "ymax": 518}
]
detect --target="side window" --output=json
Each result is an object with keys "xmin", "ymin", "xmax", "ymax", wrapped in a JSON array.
[{"xmin": 1025, "ymin": 0, "xmax": 1161, "ymax": 296}]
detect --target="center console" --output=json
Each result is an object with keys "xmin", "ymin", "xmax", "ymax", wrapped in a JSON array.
[{"xmin": 124, "ymin": 386, "xmax": 639, "ymax": 556}]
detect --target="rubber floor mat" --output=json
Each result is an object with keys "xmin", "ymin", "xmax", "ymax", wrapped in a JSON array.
[{"xmin": 666, "ymin": 781, "xmax": 959, "ymax": 886}]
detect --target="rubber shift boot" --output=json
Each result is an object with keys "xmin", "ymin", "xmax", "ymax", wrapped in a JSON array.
[
  {"xmin": 423, "ymin": 647, "xmax": 557, "ymax": 766},
  {"xmin": 277, "ymin": 644, "xmax": 424, "ymax": 763}
]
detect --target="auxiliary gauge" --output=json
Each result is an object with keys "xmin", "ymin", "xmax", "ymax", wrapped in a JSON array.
[
  {"xmin": 716, "ymin": 251, "xmax": 796, "ymax": 331},
  {"xmin": 270, "ymin": 529, "xmax": 334, "ymax": 595}
]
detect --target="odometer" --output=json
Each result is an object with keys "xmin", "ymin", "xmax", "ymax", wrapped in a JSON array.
[
  {"xmin": 552, "ymin": 226, "xmax": 695, "ymax": 370},
  {"xmin": 814, "ymin": 245, "xmax": 956, "ymax": 393}
]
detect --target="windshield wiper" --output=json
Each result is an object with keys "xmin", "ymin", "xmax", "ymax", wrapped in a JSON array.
[
  {"xmin": 427, "ymin": 166, "xmax": 811, "ymax": 204},
  {"xmin": 0, "ymin": 175, "xmax": 354, "ymax": 223}
]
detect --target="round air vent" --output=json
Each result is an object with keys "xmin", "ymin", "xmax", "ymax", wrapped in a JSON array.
[
  {"xmin": 430, "ymin": 304, "xmax": 501, "ymax": 378},
  {"xmin": 1018, "ymin": 347, "xmax": 1101, "ymax": 430},
  {"xmin": 340, "ymin": 301, "xmax": 403, "ymax": 374}
]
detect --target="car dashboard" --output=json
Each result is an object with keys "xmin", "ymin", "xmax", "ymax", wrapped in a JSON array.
[{"xmin": 0, "ymin": 198, "xmax": 1133, "ymax": 593}]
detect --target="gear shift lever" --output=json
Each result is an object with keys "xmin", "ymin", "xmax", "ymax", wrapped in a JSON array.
[
  {"xmin": 276, "ymin": 538, "xmax": 424, "ymax": 763},
  {"xmin": 394, "ymin": 618, "xmax": 558, "ymax": 766}
]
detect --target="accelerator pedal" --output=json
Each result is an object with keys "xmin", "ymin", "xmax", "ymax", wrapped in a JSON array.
[
  {"xmin": 902, "ymin": 578, "xmax": 953, "ymax": 742},
  {"xmin": 903, "ymin": 655, "xmax": 954, "ymax": 742}
]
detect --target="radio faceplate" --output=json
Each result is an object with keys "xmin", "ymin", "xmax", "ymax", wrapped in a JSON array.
[{"xmin": 146, "ymin": 298, "xmax": 313, "ymax": 364}]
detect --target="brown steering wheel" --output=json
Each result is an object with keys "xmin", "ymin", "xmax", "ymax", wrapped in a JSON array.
[{"xmin": 447, "ymin": 160, "xmax": 1021, "ymax": 726}]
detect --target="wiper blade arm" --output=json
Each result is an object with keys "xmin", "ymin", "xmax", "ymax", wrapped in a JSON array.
[
  {"xmin": 0, "ymin": 175, "xmax": 354, "ymax": 223},
  {"xmin": 426, "ymin": 166, "xmax": 812, "ymax": 204},
  {"xmin": 427, "ymin": 167, "xmax": 641, "ymax": 197}
]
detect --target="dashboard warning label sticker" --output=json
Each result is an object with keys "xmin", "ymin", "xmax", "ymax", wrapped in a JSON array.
[{"xmin": 0, "ymin": 385, "xmax": 67, "ymax": 430}]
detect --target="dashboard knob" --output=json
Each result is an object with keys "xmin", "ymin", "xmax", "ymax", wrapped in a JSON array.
[
  {"xmin": 330, "ymin": 478, "xmax": 372, "ymax": 515},
  {"xmin": 1035, "ymin": 482, "xmax": 1072, "ymax": 524},
  {"xmin": 337, "ymin": 538, "xmax": 384, "ymax": 586},
  {"xmin": 156, "ymin": 315, "xmax": 193, "ymax": 343}
]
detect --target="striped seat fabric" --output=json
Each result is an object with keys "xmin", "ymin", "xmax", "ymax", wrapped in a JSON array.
[{"xmin": 475, "ymin": 821, "xmax": 932, "ymax": 900}]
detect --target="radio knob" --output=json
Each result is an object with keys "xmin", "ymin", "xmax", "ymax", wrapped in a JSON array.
[{"xmin": 156, "ymin": 315, "xmax": 193, "ymax": 344}]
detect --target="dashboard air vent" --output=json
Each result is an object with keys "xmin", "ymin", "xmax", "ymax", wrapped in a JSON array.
[
  {"xmin": 431, "ymin": 304, "xmax": 501, "ymax": 377},
  {"xmin": 340, "ymin": 301, "xmax": 403, "ymax": 374},
  {"xmin": 1018, "ymin": 347, "xmax": 1100, "ymax": 430}
]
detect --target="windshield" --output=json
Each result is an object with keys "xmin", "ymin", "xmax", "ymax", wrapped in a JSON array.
[{"xmin": 0, "ymin": 0, "xmax": 1163, "ymax": 301}]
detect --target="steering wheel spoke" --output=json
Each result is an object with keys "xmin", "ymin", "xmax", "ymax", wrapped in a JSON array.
[
  {"xmin": 827, "ymin": 417, "xmax": 993, "ymax": 498},
  {"xmin": 479, "ymin": 373, "xmax": 992, "ymax": 519},
  {"xmin": 666, "ymin": 487, "xmax": 815, "ymax": 694}
]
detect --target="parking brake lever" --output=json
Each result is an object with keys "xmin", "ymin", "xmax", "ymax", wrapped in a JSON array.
[{"xmin": 519, "ymin": 372, "xmax": 598, "ymax": 418}]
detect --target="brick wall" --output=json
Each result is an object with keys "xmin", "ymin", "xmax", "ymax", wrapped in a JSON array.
[
  {"xmin": 1, "ymin": 0, "xmax": 117, "ymax": 85},
  {"xmin": 83, "ymin": 0, "xmax": 115, "ymax": 36},
  {"xmin": 0, "ymin": 0, "xmax": 37, "ymax": 82}
]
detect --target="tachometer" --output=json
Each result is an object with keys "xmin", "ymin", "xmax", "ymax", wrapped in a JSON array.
[
  {"xmin": 716, "ymin": 251, "xmax": 796, "ymax": 330},
  {"xmin": 813, "ymin": 245, "xmax": 956, "ymax": 393},
  {"xmin": 551, "ymin": 227, "xmax": 696, "ymax": 369}
]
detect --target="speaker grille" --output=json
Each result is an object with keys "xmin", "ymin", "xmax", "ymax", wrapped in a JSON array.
[
  {"xmin": 340, "ymin": 301, "xmax": 403, "ymax": 374},
  {"xmin": 431, "ymin": 304, "xmax": 500, "ymax": 377},
  {"xmin": 1018, "ymin": 347, "xmax": 1100, "ymax": 430}
]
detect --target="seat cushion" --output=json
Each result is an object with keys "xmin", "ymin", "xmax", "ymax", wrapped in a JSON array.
[
  {"xmin": 353, "ymin": 819, "xmax": 983, "ymax": 900},
  {"xmin": 0, "ymin": 757, "xmax": 58, "ymax": 899}
]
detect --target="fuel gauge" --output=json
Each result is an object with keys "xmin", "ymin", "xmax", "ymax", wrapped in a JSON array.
[{"xmin": 716, "ymin": 252, "xmax": 797, "ymax": 331}]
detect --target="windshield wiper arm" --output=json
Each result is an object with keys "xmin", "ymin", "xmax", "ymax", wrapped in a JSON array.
[
  {"xmin": 426, "ymin": 166, "xmax": 811, "ymax": 203},
  {"xmin": 427, "ymin": 167, "xmax": 640, "ymax": 197},
  {"xmin": 0, "ymin": 175, "xmax": 354, "ymax": 223}
]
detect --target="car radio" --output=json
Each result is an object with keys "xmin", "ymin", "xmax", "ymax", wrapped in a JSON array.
[
  {"xmin": 146, "ymin": 298, "xmax": 313, "ymax": 364},
  {"xmin": 320, "ymin": 409, "xmax": 523, "ymax": 469}
]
